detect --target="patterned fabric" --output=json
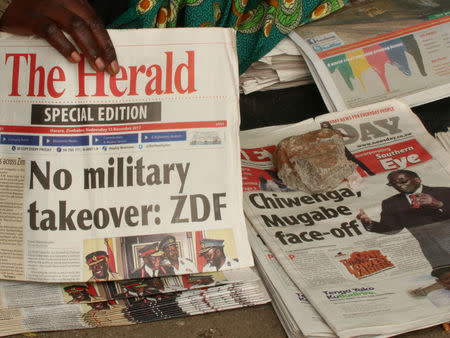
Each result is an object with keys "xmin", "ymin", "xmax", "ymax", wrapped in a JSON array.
[
  {"xmin": 109, "ymin": 0, "xmax": 347, "ymax": 74},
  {"xmin": 0, "ymin": 0, "xmax": 12, "ymax": 20}
]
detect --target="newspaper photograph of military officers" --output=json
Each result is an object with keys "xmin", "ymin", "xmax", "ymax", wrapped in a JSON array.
[{"xmin": 83, "ymin": 229, "xmax": 240, "ymax": 281}]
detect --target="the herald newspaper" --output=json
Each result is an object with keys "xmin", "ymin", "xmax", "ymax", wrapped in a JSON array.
[
  {"xmin": 289, "ymin": 0, "xmax": 450, "ymax": 112},
  {"xmin": 0, "ymin": 28, "xmax": 253, "ymax": 283},
  {"xmin": 241, "ymin": 100, "xmax": 450, "ymax": 337}
]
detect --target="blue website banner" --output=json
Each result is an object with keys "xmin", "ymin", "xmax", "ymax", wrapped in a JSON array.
[
  {"xmin": 142, "ymin": 131, "xmax": 187, "ymax": 143},
  {"xmin": 1, "ymin": 134, "xmax": 39, "ymax": 146},
  {"xmin": 43, "ymin": 136, "xmax": 90, "ymax": 147},
  {"xmin": 92, "ymin": 134, "xmax": 139, "ymax": 145}
]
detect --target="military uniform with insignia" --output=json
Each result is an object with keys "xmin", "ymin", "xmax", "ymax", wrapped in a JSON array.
[
  {"xmin": 131, "ymin": 243, "xmax": 173, "ymax": 278},
  {"xmin": 160, "ymin": 235, "xmax": 198, "ymax": 274},
  {"xmin": 64, "ymin": 285, "xmax": 97, "ymax": 303},
  {"xmin": 199, "ymin": 238, "xmax": 239, "ymax": 272},
  {"xmin": 85, "ymin": 251, "xmax": 121, "ymax": 282}
]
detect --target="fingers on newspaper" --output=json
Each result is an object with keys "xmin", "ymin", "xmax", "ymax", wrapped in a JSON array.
[{"xmin": 0, "ymin": 28, "xmax": 253, "ymax": 283}]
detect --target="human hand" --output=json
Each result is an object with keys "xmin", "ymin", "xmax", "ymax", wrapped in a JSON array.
[
  {"xmin": 408, "ymin": 287, "xmax": 427, "ymax": 297},
  {"xmin": 415, "ymin": 193, "xmax": 444, "ymax": 209},
  {"xmin": 356, "ymin": 209, "xmax": 372, "ymax": 226},
  {"xmin": 0, "ymin": 0, "xmax": 119, "ymax": 75}
]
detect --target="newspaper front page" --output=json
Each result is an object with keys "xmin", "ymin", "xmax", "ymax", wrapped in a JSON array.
[
  {"xmin": 289, "ymin": 0, "xmax": 450, "ymax": 111},
  {"xmin": 241, "ymin": 99, "xmax": 450, "ymax": 337},
  {"xmin": 0, "ymin": 28, "xmax": 253, "ymax": 282}
]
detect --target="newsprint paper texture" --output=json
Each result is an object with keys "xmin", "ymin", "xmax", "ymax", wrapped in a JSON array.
[
  {"xmin": 289, "ymin": 0, "xmax": 450, "ymax": 111},
  {"xmin": 241, "ymin": 99, "xmax": 450, "ymax": 337},
  {"xmin": 0, "ymin": 28, "xmax": 253, "ymax": 282}
]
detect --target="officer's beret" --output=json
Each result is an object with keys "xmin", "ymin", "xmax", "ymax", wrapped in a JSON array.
[
  {"xmin": 139, "ymin": 242, "xmax": 163, "ymax": 258},
  {"xmin": 159, "ymin": 235, "xmax": 177, "ymax": 250},
  {"xmin": 121, "ymin": 279, "xmax": 151, "ymax": 289},
  {"xmin": 85, "ymin": 251, "xmax": 108, "ymax": 266},
  {"xmin": 199, "ymin": 238, "xmax": 224, "ymax": 255},
  {"xmin": 64, "ymin": 284, "xmax": 88, "ymax": 293}
]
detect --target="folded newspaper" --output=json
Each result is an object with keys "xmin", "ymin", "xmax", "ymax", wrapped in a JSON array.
[
  {"xmin": 289, "ymin": 0, "xmax": 450, "ymax": 111},
  {"xmin": 247, "ymin": 223, "xmax": 335, "ymax": 338},
  {"xmin": 0, "ymin": 28, "xmax": 253, "ymax": 283},
  {"xmin": 0, "ymin": 268, "xmax": 270, "ymax": 336},
  {"xmin": 0, "ymin": 268, "xmax": 260, "ymax": 309},
  {"xmin": 0, "ymin": 279, "xmax": 270, "ymax": 336},
  {"xmin": 241, "ymin": 99, "xmax": 450, "ymax": 337},
  {"xmin": 239, "ymin": 38, "xmax": 313, "ymax": 94}
]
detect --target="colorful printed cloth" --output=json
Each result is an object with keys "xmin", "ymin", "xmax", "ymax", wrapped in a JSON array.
[{"xmin": 109, "ymin": 0, "xmax": 347, "ymax": 73}]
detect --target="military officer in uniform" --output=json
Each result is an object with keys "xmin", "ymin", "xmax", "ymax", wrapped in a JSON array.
[
  {"xmin": 200, "ymin": 238, "xmax": 239, "ymax": 272},
  {"xmin": 118, "ymin": 278, "xmax": 165, "ymax": 299},
  {"xmin": 184, "ymin": 274, "xmax": 220, "ymax": 288},
  {"xmin": 131, "ymin": 242, "xmax": 173, "ymax": 278},
  {"xmin": 159, "ymin": 235, "xmax": 197, "ymax": 274},
  {"xmin": 85, "ymin": 251, "xmax": 121, "ymax": 282},
  {"xmin": 64, "ymin": 284, "xmax": 92, "ymax": 303}
]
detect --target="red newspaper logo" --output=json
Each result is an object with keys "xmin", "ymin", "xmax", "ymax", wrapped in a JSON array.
[
  {"xmin": 241, "ymin": 146, "xmax": 281, "ymax": 192},
  {"xmin": 240, "ymin": 146, "xmax": 276, "ymax": 162},
  {"xmin": 352, "ymin": 139, "xmax": 432, "ymax": 175}
]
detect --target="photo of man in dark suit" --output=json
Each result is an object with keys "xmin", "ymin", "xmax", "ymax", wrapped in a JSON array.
[
  {"xmin": 357, "ymin": 169, "xmax": 450, "ymax": 268},
  {"xmin": 357, "ymin": 169, "xmax": 450, "ymax": 230}
]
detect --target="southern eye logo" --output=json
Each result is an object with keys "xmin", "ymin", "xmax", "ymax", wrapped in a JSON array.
[{"xmin": 340, "ymin": 250, "xmax": 394, "ymax": 279}]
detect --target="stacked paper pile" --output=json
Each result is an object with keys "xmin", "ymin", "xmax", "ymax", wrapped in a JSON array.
[
  {"xmin": 0, "ymin": 269, "xmax": 270, "ymax": 336},
  {"xmin": 0, "ymin": 29, "xmax": 269, "ymax": 337},
  {"xmin": 247, "ymin": 225, "xmax": 334, "ymax": 338},
  {"xmin": 241, "ymin": 100, "xmax": 450, "ymax": 338},
  {"xmin": 239, "ymin": 38, "xmax": 313, "ymax": 95}
]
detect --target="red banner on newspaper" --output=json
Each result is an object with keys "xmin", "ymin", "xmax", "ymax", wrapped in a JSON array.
[
  {"xmin": 353, "ymin": 139, "xmax": 432, "ymax": 175},
  {"xmin": 241, "ymin": 146, "xmax": 281, "ymax": 192}
]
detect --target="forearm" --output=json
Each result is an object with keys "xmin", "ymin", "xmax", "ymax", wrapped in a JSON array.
[{"xmin": 364, "ymin": 217, "xmax": 401, "ymax": 234}]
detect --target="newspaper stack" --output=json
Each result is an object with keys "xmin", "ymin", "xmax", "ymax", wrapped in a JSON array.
[
  {"xmin": 0, "ymin": 269, "xmax": 262, "ymax": 308},
  {"xmin": 247, "ymin": 224, "xmax": 335, "ymax": 338},
  {"xmin": 239, "ymin": 38, "xmax": 313, "ymax": 95},
  {"xmin": 0, "ymin": 269, "xmax": 270, "ymax": 336},
  {"xmin": 241, "ymin": 99, "xmax": 450, "ymax": 337},
  {"xmin": 0, "ymin": 28, "xmax": 262, "ymax": 335},
  {"xmin": 289, "ymin": 0, "xmax": 450, "ymax": 112}
]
